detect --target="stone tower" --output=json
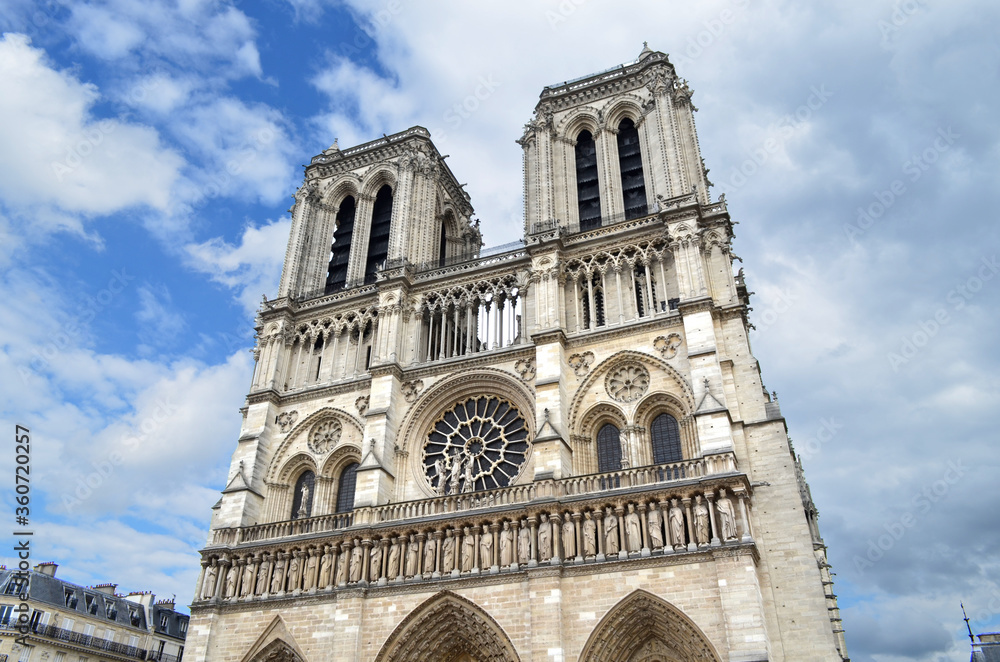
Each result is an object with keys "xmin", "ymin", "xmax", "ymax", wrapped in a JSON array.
[{"xmin": 187, "ymin": 47, "xmax": 848, "ymax": 662}]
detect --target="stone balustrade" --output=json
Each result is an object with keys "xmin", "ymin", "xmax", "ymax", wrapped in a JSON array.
[
  {"xmin": 209, "ymin": 454, "xmax": 737, "ymax": 547},
  {"xmin": 194, "ymin": 468, "xmax": 752, "ymax": 606}
]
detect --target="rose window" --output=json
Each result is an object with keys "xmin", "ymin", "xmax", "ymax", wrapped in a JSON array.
[
  {"xmin": 606, "ymin": 364, "xmax": 650, "ymax": 402},
  {"xmin": 308, "ymin": 419, "xmax": 341, "ymax": 454},
  {"xmin": 423, "ymin": 396, "xmax": 529, "ymax": 494}
]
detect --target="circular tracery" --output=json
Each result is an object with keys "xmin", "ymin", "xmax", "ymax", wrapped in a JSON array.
[
  {"xmin": 308, "ymin": 419, "xmax": 341, "ymax": 454},
  {"xmin": 423, "ymin": 396, "xmax": 529, "ymax": 494}
]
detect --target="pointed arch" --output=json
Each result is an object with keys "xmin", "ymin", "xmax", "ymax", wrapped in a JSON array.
[
  {"xmin": 578, "ymin": 590, "xmax": 722, "ymax": 662},
  {"xmin": 374, "ymin": 591, "xmax": 520, "ymax": 662},
  {"xmin": 239, "ymin": 615, "xmax": 308, "ymax": 662},
  {"xmin": 365, "ymin": 183, "xmax": 394, "ymax": 284}
]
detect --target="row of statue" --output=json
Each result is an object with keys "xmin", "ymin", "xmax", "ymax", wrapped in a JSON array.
[
  {"xmin": 199, "ymin": 489, "xmax": 747, "ymax": 602},
  {"xmin": 432, "ymin": 454, "xmax": 478, "ymax": 496}
]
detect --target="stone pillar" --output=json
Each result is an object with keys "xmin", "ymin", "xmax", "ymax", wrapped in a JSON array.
[
  {"xmin": 683, "ymin": 498, "xmax": 698, "ymax": 552},
  {"xmin": 706, "ymin": 492, "xmax": 721, "ymax": 547}
]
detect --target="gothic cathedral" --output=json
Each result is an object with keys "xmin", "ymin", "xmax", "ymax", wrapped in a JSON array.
[{"xmin": 186, "ymin": 47, "xmax": 849, "ymax": 662}]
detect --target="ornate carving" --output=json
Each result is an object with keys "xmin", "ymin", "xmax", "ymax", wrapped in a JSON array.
[
  {"xmin": 422, "ymin": 396, "xmax": 529, "ymax": 494},
  {"xmin": 606, "ymin": 364, "xmax": 650, "ymax": 402},
  {"xmin": 276, "ymin": 411, "xmax": 298, "ymax": 433},
  {"xmin": 514, "ymin": 358, "xmax": 536, "ymax": 382},
  {"xmin": 308, "ymin": 419, "xmax": 341, "ymax": 455},
  {"xmin": 653, "ymin": 332, "xmax": 683, "ymax": 359},
  {"xmin": 402, "ymin": 379, "xmax": 424, "ymax": 404},
  {"xmin": 568, "ymin": 351, "xmax": 595, "ymax": 377},
  {"xmin": 355, "ymin": 395, "xmax": 369, "ymax": 416}
]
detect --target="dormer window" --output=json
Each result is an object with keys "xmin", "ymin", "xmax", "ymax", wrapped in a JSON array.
[
  {"xmin": 85, "ymin": 595, "xmax": 98, "ymax": 615},
  {"xmin": 159, "ymin": 614, "xmax": 169, "ymax": 630},
  {"xmin": 65, "ymin": 589, "xmax": 77, "ymax": 608},
  {"xmin": 105, "ymin": 602, "xmax": 117, "ymax": 620},
  {"xmin": 128, "ymin": 607, "xmax": 140, "ymax": 627}
]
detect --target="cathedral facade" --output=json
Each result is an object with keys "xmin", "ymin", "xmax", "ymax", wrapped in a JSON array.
[{"xmin": 185, "ymin": 47, "xmax": 849, "ymax": 662}]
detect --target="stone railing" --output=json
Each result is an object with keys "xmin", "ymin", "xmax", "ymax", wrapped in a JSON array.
[
  {"xmin": 195, "ymin": 459, "xmax": 751, "ymax": 606},
  {"xmin": 209, "ymin": 454, "xmax": 736, "ymax": 547}
]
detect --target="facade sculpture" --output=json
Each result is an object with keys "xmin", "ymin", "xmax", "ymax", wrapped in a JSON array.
[{"xmin": 186, "ymin": 47, "xmax": 848, "ymax": 662}]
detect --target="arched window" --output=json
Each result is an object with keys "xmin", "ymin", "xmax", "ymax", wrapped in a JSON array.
[
  {"xmin": 650, "ymin": 413, "xmax": 683, "ymax": 464},
  {"xmin": 575, "ymin": 130, "xmax": 601, "ymax": 231},
  {"xmin": 596, "ymin": 424, "xmax": 622, "ymax": 473},
  {"xmin": 617, "ymin": 118, "xmax": 648, "ymax": 219},
  {"xmin": 325, "ymin": 196, "xmax": 355, "ymax": 293},
  {"xmin": 364, "ymin": 185, "xmax": 393, "ymax": 284},
  {"xmin": 335, "ymin": 462, "xmax": 359, "ymax": 513},
  {"xmin": 438, "ymin": 221, "xmax": 448, "ymax": 268},
  {"xmin": 290, "ymin": 470, "xmax": 315, "ymax": 519},
  {"xmin": 581, "ymin": 272, "xmax": 606, "ymax": 330}
]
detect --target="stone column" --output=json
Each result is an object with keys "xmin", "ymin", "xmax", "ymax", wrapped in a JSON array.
[
  {"xmin": 194, "ymin": 560, "xmax": 208, "ymax": 603},
  {"xmin": 706, "ymin": 493, "xmax": 721, "ymax": 547},
  {"xmin": 737, "ymin": 490, "xmax": 754, "ymax": 542},
  {"xmin": 360, "ymin": 539, "xmax": 372, "ymax": 587},
  {"xmin": 433, "ymin": 530, "xmax": 443, "ymax": 578},
  {"xmin": 550, "ymin": 512, "xmax": 562, "ymax": 564},
  {"xmin": 638, "ymin": 502, "xmax": 651, "ymax": 557},
  {"xmin": 683, "ymin": 498, "xmax": 698, "ymax": 552},
  {"xmin": 573, "ymin": 512, "xmax": 584, "ymax": 563},
  {"xmin": 595, "ymin": 510, "xmax": 606, "ymax": 561},
  {"xmin": 528, "ymin": 516, "xmax": 539, "ymax": 567}
]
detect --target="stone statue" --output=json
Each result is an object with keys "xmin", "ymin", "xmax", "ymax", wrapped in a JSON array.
[
  {"xmin": 335, "ymin": 546, "xmax": 349, "ymax": 585},
  {"xmin": 648, "ymin": 503, "xmax": 664, "ymax": 549},
  {"xmin": 224, "ymin": 563, "xmax": 239, "ymax": 598},
  {"xmin": 255, "ymin": 556, "xmax": 270, "ymax": 595},
  {"xmin": 296, "ymin": 482, "xmax": 311, "ymax": 518},
  {"xmin": 462, "ymin": 456, "xmax": 475, "ymax": 493},
  {"xmin": 620, "ymin": 437, "xmax": 631, "ymax": 469},
  {"xmin": 480, "ymin": 524, "xmax": 493, "ymax": 567},
  {"xmin": 433, "ymin": 458, "xmax": 446, "ymax": 496},
  {"xmin": 349, "ymin": 541, "xmax": 363, "ymax": 582},
  {"xmin": 582, "ymin": 512, "xmax": 597, "ymax": 557},
  {"xmin": 448, "ymin": 455, "xmax": 463, "ymax": 494},
  {"xmin": 500, "ymin": 521, "xmax": 513, "ymax": 566},
  {"xmin": 388, "ymin": 540, "xmax": 401, "ymax": 579},
  {"xmin": 443, "ymin": 531, "xmax": 456, "ymax": 572},
  {"xmin": 286, "ymin": 553, "xmax": 301, "ymax": 592},
  {"xmin": 562, "ymin": 516, "xmax": 576, "ymax": 558},
  {"xmin": 270, "ymin": 555, "xmax": 286, "ymax": 593},
  {"xmin": 538, "ymin": 514, "xmax": 552, "ymax": 561},
  {"xmin": 304, "ymin": 551, "xmax": 319, "ymax": 590},
  {"xmin": 461, "ymin": 526, "xmax": 475, "ymax": 571},
  {"xmin": 240, "ymin": 559, "xmax": 254, "ymax": 597},
  {"xmin": 202, "ymin": 560, "xmax": 218, "ymax": 600},
  {"xmin": 405, "ymin": 538, "xmax": 419, "ymax": 577},
  {"xmin": 604, "ymin": 508, "xmax": 620, "ymax": 555},
  {"xmin": 423, "ymin": 536, "xmax": 436, "ymax": 574},
  {"xmin": 717, "ymin": 489, "xmax": 738, "ymax": 541},
  {"xmin": 669, "ymin": 499, "xmax": 685, "ymax": 550},
  {"xmin": 319, "ymin": 546, "xmax": 333, "ymax": 587},
  {"xmin": 370, "ymin": 542, "xmax": 383, "ymax": 582},
  {"xmin": 625, "ymin": 504, "xmax": 642, "ymax": 551},
  {"xmin": 694, "ymin": 495, "xmax": 710, "ymax": 545},
  {"xmin": 518, "ymin": 520, "xmax": 531, "ymax": 563}
]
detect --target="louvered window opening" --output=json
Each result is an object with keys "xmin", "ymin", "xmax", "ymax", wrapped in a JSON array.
[
  {"xmin": 617, "ymin": 118, "xmax": 648, "ymax": 220},
  {"xmin": 336, "ymin": 462, "xmax": 359, "ymax": 513},
  {"xmin": 364, "ymin": 185, "xmax": 393, "ymax": 284},
  {"xmin": 575, "ymin": 130, "xmax": 601, "ymax": 231},
  {"xmin": 438, "ymin": 222, "xmax": 448, "ymax": 268},
  {"xmin": 596, "ymin": 424, "xmax": 622, "ymax": 473},
  {"xmin": 650, "ymin": 413, "xmax": 683, "ymax": 464},
  {"xmin": 325, "ymin": 196, "xmax": 355, "ymax": 293}
]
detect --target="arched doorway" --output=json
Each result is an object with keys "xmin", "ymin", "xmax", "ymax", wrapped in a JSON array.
[
  {"xmin": 579, "ymin": 590, "xmax": 723, "ymax": 662},
  {"xmin": 374, "ymin": 591, "xmax": 520, "ymax": 662}
]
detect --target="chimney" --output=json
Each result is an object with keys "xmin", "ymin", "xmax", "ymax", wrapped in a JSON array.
[
  {"xmin": 155, "ymin": 598, "xmax": 176, "ymax": 610},
  {"xmin": 93, "ymin": 583, "xmax": 117, "ymax": 596},
  {"xmin": 34, "ymin": 562, "xmax": 58, "ymax": 577}
]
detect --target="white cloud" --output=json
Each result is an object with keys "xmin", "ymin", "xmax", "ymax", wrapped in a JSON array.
[{"xmin": 0, "ymin": 33, "xmax": 184, "ymax": 233}]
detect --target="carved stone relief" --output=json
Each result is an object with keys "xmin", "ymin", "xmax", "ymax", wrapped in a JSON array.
[
  {"xmin": 568, "ymin": 351, "xmax": 595, "ymax": 377},
  {"xmin": 276, "ymin": 411, "xmax": 298, "ymax": 433},
  {"xmin": 355, "ymin": 396, "xmax": 369, "ymax": 416},
  {"xmin": 402, "ymin": 379, "xmax": 424, "ymax": 404},
  {"xmin": 653, "ymin": 332, "xmax": 683, "ymax": 359},
  {"xmin": 514, "ymin": 358, "xmax": 536, "ymax": 382},
  {"xmin": 308, "ymin": 419, "xmax": 341, "ymax": 455},
  {"xmin": 606, "ymin": 364, "xmax": 650, "ymax": 402}
]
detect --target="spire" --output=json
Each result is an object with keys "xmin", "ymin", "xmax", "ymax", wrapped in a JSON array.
[{"xmin": 638, "ymin": 41, "xmax": 654, "ymax": 60}]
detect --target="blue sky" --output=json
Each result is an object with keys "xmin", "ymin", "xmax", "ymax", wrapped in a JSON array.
[{"xmin": 1, "ymin": 1, "xmax": 998, "ymax": 660}]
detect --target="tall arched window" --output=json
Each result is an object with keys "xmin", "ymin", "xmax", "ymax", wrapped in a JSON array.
[
  {"xmin": 617, "ymin": 118, "xmax": 648, "ymax": 220},
  {"xmin": 364, "ymin": 185, "xmax": 393, "ymax": 284},
  {"xmin": 575, "ymin": 130, "xmax": 601, "ymax": 231},
  {"xmin": 326, "ymin": 196, "xmax": 356, "ymax": 293},
  {"xmin": 650, "ymin": 413, "xmax": 683, "ymax": 464},
  {"xmin": 438, "ymin": 221, "xmax": 448, "ymax": 268},
  {"xmin": 335, "ymin": 462, "xmax": 359, "ymax": 513},
  {"xmin": 290, "ymin": 470, "xmax": 315, "ymax": 519},
  {"xmin": 596, "ymin": 424, "xmax": 622, "ymax": 473}
]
